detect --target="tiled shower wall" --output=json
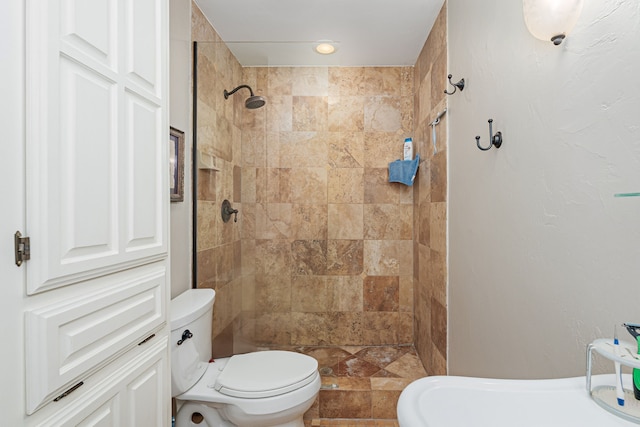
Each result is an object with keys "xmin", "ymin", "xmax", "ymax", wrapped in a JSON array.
[
  {"xmin": 412, "ymin": 4, "xmax": 448, "ymax": 376},
  {"xmin": 238, "ymin": 66, "xmax": 415, "ymax": 347},
  {"xmin": 192, "ymin": 0, "xmax": 448, "ymax": 368},
  {"xmin": 192, "ymin": 5, "xmax": 248, "ymax": 357}
]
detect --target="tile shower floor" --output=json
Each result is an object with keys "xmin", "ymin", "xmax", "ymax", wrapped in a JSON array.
[{"xmin": 292, "ymin": 345, "xmax": 427, "ymax": 425}]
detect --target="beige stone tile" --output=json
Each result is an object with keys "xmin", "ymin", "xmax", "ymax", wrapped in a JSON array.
[
  {"xmin": 328, "ymin": 204, "xmax": 364, "ymax": 240},
  {"xmin": 331, "ymin": 312, "xmax": 364, "ymax": 345},
  {"xmin": 319, "ymin": 389, "xmax": 371, "ymax": 419},
  {"xmin": 268, "ymin": 67, "xmax": 293, "ymax": 95},
  {"xmin": 292, "ymin": 67, "xmax": 329, "ymax": 96},
  {"xmin": 398, "ymin": 312, "xmax": 413, "ymax": 344},
  {"xmin": 398, "ymin": 276, "xmax": 413, "ymax": 313},
  {"xmin": 328, "ymin": 132, "xmax": 364, "ymax": 168},
  {"xmin": 290, "ymin": 167, "xmax": 327, "ymax": 204},
  {"xmin": 339, "ymin": 346, "xmax": 365, "ymax": 355},
  {"xmin": 255, "ymin": 274, "xmax": 291, "ymax": 313},
  {"xmin": 254, "ymin": 312, "xmax": 291, "ymax": 346},
  {"xmin": 364, "ymin": 168, "xmax": 397, "ymax": 204},
  {"xmin": 291, "ymin": 204, "xmax": 328, "ymax": 240},
  {"xmin": 430, "ymin": 202, "xmax": 446, "ymax": 253},
  {"xmin": 364, "ymin": 97, "xmax": 402, "ymax": 133},
  {"xmin": 329, "ymin": 67, "xmax": 366, "ymax": 96},
  {"xmin": 291, "ymin": 240, "xmax": 327, "ymax": 275},
  {"xmin": 241, "ymin": 274, "xmax": 256, "ymax": 312},
  {"xmin": 255, "ymin": 239, "xmax": 291, "ymax": 276},
  {"xmin": 266, "ymin": 95, "xmax": 293, "ymax": 132},
  {"xmin": 363, "ymin": 67, "xmax": 402, "ymax": 97},
  {"xmin": 256, "ymin": 168, "xmax": 291, "ymax": 203},
  {"xmin": 291, "ymin": 312, "xmax": 333, "ymax": 345},
  {"xmin": 265, "ymin": 131, "xmax": 282, "ymax": 168},
  {"xmin": 363, "ymin": 276, "xmax": 399, "ymax": 312},
  {"xmin": 430, "ymin": 49, "xmax": 448, "ymax": 105},
  {"xmin": 196, "ymin": 201, "xmax": 217, "ymax": 251},
  {"xmin": 328, "ymin": 168, "xmax": 364, "ymax": 203},
  {"xmin": 241, "ymin": 202, "xmax": 256, "ymax": 239},
  {"xmin": 327, "ymin": 240, "xmax": 364, "ymax": 276},
  {"xmin": 417, "ymin": 202, "xmax": 430, "ymax": 246},
  {"xmin": 400, "ymin": 67, "xmax": 414, "ymax": 97},
  {"xmin": 418, "ymin": 72, "xmax": 432, "ymax": 125},
  {"xmin": 431, "ymin": 297, "xmax": 447, "ymax": 356},
  {"xmin": 370, "ymin": 377, "xmax": 412, "ymax": 391},
  {"xmin": 384, "ymin": 353, "xmax": 427, "ymax": 380},
  {"xmin": 430, "ymin": 149, "xmax": 447, "ymax": 203},
  {"xmin": 279, "ymin": 131, "xmax": 328, "ymax": 168},
  {"xmin": 396, "ymin": 240, "xmax": 413, "ymax": 277},
  {"xmin": 293, "ymin": 96, "xmax": 329, "ymax": 131},
  {"xmin": 364, "ymin": 240, "xmax": 400, "ymax": 276},
  {"xmin": 400, "ymin": 96, "xmax": 413, "ymax": 136},
  {"xmin": 323, "ymin": 376, "xmax": 371, "ymax": 391},
  {"xmin": 255, "ymin": 203, "xmax": 292, "ymax": 239},
  {"xmin": 363, "ymin": 204, "xmax": 412, "ymax": 240},
  {"xmin": 328, "ymin": 96, "xmax": 365, "ymax": 132},
  {"xmin": 242, "ymin": 130, "xmax": 266, "ymax": 168},
  {"xmin": 362, "ymin": 312, "xmax": 399, "ymax": 344},
  {"xmin": 430, "ymin": 249, "xmax": 447, "ymax": 306},
  {"xmin": 330, "ymin": 276, "xmax": 363, "ymax": 312},
  {"xmin": 241, "ymin": 167, "xmax": 256, "ymax": 203},
  {"xmin": 364, "ymin": 132, "xmax": 404, "ymax": 168},
  {"xmin": 372, "ymin": 390, "xmax": 402, "ymax": 419},
  {"xmin": 291, "ymin": 276, "xmax": 331, "ymax": 312},
  {"xmin": 303, "ymin": 346, "xmax": 353, "ymax": 368},
  {"xmin": 430, "ymin": 340, "xmax": 447, "ymax": 376}
]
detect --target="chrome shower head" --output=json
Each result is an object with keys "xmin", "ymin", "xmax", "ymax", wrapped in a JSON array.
[{"xmin": 223, "ymin": 84, "xmax": 266, "ymax": 109}]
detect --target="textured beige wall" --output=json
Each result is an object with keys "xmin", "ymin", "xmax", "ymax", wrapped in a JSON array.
[
  {"xmin": 412, "ymin": 3, "xmax": 448, "ymax": 376},
  {"xmin": 169, "ymin": 0, "xmax": 193, "ymax": 299}
]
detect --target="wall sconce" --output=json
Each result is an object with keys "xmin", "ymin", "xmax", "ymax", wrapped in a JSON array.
[{"xmin": 523, "ymin": 0, "xmax": 583, "ymax": 45}]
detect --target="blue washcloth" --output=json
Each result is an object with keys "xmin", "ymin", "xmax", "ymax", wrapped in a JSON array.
[{"xmin": 388, "ymin": 154, "xmax": 420, "ymax": 186}]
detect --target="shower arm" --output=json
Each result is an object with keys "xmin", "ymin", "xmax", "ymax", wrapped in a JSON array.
[{"xmin": 224, "ymin": 85, "xmax": 255, "ymax": 99}]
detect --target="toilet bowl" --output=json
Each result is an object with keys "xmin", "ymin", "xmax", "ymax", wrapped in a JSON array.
[{"xmin": 171, "ymin": 288, "xmax": 320, "ymax": 427}]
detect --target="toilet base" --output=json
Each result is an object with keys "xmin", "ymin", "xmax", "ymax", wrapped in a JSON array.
[{"xmin": 175, "ymin": 401, "xmax": 308, "ymax": 427}]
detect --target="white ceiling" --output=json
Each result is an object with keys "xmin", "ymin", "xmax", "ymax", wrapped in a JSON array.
[{"xmin": 195, "ymin": 0, "xmax": 446, "ymax": 67}]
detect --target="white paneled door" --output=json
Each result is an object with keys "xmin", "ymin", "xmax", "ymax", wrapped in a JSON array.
[
  {"xmin": 26, "ymin": 0, "xmax": 168, "ymax": 296},
  {"xmin": 0, "ymin": 0, "xmax": 170, "ymax": 424}
]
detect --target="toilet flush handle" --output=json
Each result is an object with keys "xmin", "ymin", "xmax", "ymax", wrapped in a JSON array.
[{"xmin": 177, "ymin": 329, "xmax": 193, "ymax": 346}]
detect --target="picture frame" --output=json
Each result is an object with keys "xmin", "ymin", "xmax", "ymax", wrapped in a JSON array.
[{"xmin": 169, "ymin": 127, "xmax": 185, "ymax": 202}]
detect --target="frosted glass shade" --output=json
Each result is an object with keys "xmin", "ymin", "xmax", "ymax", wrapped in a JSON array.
[{"xmin": 523, "ymin": 0, "xmax": 583, "ymax": 44}]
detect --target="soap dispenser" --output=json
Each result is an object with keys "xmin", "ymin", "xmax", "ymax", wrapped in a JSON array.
[{"xmin": 624, "ymin": 323, "xmax": 640, "ymax": 399}]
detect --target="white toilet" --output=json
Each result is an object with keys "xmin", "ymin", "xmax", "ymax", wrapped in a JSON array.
[{"xmin": 171, "ymin": 288, "xmax": 320, "ymax": 427}]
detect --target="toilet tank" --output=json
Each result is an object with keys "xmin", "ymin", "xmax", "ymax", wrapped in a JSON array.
[{"xmin": 170, "ymin": 288, "xmax": 215, "ymax": 397}]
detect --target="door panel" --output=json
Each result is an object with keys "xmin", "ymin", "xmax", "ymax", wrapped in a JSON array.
[
  {"xmin": 60, "ymin": 0, "xmax": 116, "ymax": 71},
  {"xmin": 125, "ymin": 0, "xmax": 163, "ymax": 97},
  {"xmin": 59, "ymin": 56, "xmax": 117, "ymax": 262},
  {"xmin": 25, "ymin": 263, "xmax": 166, "ymax": 414},
  {"xmin": 26, "ymin": 0, "xmax": 168, "ymax": 295},
  {"xmin": 32, "ymin": 337, "xmax": 169, "ymax": 426}
]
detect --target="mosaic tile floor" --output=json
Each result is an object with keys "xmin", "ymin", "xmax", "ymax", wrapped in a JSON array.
[{"xmin": 295, "ymin": 345, "xmax": 428, "ymax": 424}]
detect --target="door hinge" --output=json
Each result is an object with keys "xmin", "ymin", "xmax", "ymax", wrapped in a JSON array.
[{"xmin": 15, "ymin": 231, "xmax": 30, "ymax": 266}]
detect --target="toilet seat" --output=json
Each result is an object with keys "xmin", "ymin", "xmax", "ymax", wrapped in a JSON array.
[{"xmin": 215, "ymin": 351, "xmax": 318, "ymax": 398}]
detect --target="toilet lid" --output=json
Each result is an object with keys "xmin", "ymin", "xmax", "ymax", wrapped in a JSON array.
[{"xmin": 214, "ymin": 351, "xmax": 318, "ymax": 398}]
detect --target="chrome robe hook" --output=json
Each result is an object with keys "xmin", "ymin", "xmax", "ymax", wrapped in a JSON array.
[{"xmin": 475, "ymin": 119, "xmax": 503, "ymax": 151}]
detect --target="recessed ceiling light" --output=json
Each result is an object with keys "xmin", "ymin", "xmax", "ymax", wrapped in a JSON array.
[{"xmin": 314, "ymin": 41, "xmax": 337, "ymax": 55}]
